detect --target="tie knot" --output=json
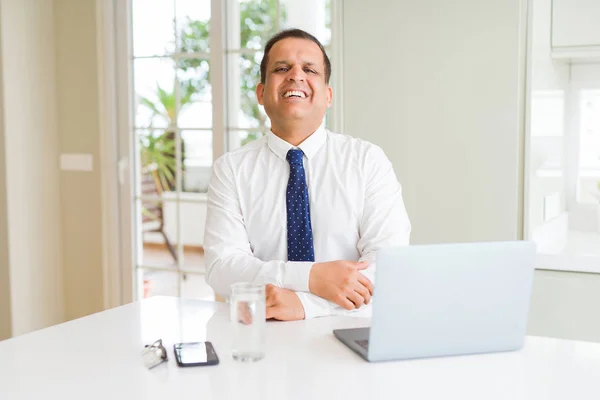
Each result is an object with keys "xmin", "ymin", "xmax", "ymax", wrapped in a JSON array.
[{"xmin": 286, "ymin": 149, "xmax": 304, "ymax": 166}]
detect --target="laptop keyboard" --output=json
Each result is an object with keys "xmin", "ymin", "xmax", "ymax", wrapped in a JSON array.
[{"xmin": 355, "ymin": 339, "xmax": 369, "ymax": 350}]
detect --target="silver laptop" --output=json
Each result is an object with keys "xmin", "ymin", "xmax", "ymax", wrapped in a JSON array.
[{"xmin": 333, "ymin": 241, "xmax": 536, "ymax": 362}]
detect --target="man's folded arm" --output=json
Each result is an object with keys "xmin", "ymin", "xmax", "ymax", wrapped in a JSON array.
[
  {"xmin": 281, "ymin": 144, "xmax": 412, "ymax": 320},
  {"xmin": 296, "ymin": 291, "xmax": 374, "ymax": 319},
  {"xmin": 204, "ymin": 156, "xmax": 372, "ymax": 319},
  {"xmin": 295, "ymin": 145, "xmax": 412, "ymax": 319},
  {"xmin": 204, "ymin": 156, "xmax": 314, "ymax": 297}
]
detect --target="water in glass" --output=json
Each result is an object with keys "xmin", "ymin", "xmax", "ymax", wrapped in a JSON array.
[{"xmin": 230, "ymin": 283, "xmax": 266, "ymax": 362}]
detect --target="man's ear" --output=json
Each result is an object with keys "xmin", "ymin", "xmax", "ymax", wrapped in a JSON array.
[
  {"xmin": 326, "ymin": 85, "xmax": 333, "ymax": 108},
  {"xmin": 256, "ymin": 82, "xmax": 265, "ymax": 105}
]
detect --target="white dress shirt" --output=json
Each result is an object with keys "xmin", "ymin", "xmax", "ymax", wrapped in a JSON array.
[{"xmin": 204, "ymin": 126, "xmax": 411, "ymax": 318}]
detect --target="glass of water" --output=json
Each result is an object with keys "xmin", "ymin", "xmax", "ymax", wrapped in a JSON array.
[{"xmin": 230, "ymin": 282, "xmax": 266, "ymax": 362}]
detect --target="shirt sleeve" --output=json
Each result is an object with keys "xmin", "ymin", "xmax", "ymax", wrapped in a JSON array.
[
  {"xmin": 357, "ymin": 144, "xmax": 411, "ymax": 262},
  {"xmin": 204, "ymin": 155, "xmax": 314, "ymax": 296},
  {"xmin": 296, "ymin": 283, "xmax": 374, "ymax": 319},
  {"xmin": 297, "ymin": 144, "xmax": 411, "ymax": 319}
]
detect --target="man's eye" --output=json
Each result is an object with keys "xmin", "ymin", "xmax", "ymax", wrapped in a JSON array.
[
  {"xmin": 275, "ymin": 67, "xmax": 288, "ymax": 72},
  {"xmin": 305, "ymin": 69, "xmax": 316, "ymax": 74}
]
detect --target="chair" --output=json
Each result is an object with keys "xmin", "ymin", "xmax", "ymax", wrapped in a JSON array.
[{"xmin": 141, "ymin": 165, "xmax": 177, "ymax": 262}]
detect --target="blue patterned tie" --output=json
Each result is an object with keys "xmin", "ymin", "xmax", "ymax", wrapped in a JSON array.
[{"xmin": 286, "ymin": 149, "xmax": 315, "ymax": 262}]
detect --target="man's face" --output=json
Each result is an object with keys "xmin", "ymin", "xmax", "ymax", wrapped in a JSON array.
[{"xmin": 256, "ymin": 38, "xmax": 332, "ymax": 131}]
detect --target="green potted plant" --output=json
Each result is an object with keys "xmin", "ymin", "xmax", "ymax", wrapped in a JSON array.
[
  {"xmin": 139, "ymin": 131, "xmax": 177, "ymax": 192},
  {"xmin": 138, "ymin": 80, "xmax": 201, "ymax": 191}
]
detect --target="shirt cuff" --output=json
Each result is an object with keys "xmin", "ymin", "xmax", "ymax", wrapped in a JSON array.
[
  {"xmin": 296, "ymin": 292, "xmax": 333, "ymax": 319},
  {"xmin": 283, "ymin": 261, "xmax": 314, "ymax": 292},
  {"xmin": 358, "ymin": 263, "xmax": 376, "ymax": 285}
]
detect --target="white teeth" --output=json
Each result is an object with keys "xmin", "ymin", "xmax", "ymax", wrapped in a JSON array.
[{"xmin": 283, "ymin": 90, "xmax": 306, "ymax": 98}]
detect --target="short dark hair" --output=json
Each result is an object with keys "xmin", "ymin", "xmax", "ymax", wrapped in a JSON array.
[{"xmin": 260, "ymin": 29, "xmax": 331, "ymax": 85}]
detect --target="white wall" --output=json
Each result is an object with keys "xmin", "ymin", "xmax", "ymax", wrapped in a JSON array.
[
  {"xmin": 529, "ymin": 270, "xmax": 600, "ymax": 342},
  {"xmin": 342, "ymin": 0, "xmax": 600, "ymax": 343},
  {"xmin": 0, "ymin": 0, "xmax": 65, "ymax": 336},
  {"xmin": 342, "ymin": 0, "xmax": 527, "ymax": 245}
]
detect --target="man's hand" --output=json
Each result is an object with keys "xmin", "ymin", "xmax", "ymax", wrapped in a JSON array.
[
  {"xmin": 265, "ymin": 284, "xmax": 305, "ymax": 321},
  {"xmin": 309, "ymin": 261, "xmax": 373, "ymax": 310},
  {"xmin": 236, "ymin": 301, "xmax": 253, "ymax": 325}
]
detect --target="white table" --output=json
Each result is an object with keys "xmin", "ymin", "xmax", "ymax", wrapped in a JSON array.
[{"xmin": 1, "ymin": 296, "xmax": 600, "ymax": 400}]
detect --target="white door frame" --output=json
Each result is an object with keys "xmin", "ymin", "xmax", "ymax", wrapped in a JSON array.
[{"xmin": 96, "ymin": 0, "xmax": 134, "ymax": 307}]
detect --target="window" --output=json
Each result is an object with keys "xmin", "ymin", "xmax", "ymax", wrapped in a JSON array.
[
  {"xmin": 527, "ymin": 83, "xmax": 600, "ymax": 271},
  {"xmin": 129, "ymin": 0, "xmax": 335, "ymax": 300},
  {"xmin": 530, "ymin": 91, "xmax": 565, "ymax": 179},
  {"xmin": 531, "ymin": 91, "xmax": 565, "ymax": 138},
  {"xmin": 576, "ymin": 89, "xmax": 600, "ymax": 204}
]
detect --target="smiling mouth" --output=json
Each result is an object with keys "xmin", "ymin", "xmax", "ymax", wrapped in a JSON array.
[{"xmin": 282, "ymin": 90, "xmax": 308, "ymax": 99}]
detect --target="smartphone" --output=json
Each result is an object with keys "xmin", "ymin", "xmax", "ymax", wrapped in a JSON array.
[{"xmin": 173, "ymin": 342, "xmax": 219, "ymax": 367}]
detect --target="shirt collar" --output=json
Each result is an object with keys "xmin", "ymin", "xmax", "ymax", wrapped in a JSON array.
[{"xmin": 267, "ymin": 125, "xmax": 327, "ymax": 161}]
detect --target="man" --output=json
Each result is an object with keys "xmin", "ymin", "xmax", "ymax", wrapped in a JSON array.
[{"xmin": 204, "ymin": 29, "xmax": 410, "ymax": 321}]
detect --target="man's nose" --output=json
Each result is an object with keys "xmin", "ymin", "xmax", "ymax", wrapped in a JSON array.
[{"xmin": 287, "ymin": 66, "xmax": 305, "ymax": 82}]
